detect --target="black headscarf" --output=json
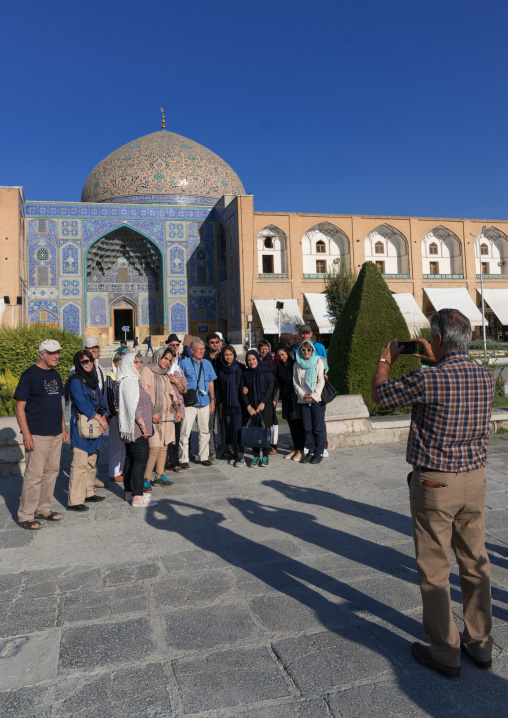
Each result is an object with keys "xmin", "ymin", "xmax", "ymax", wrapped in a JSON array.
[
  {"xmin": 64, "ymin": 351, "xmax": 99, "ymax": 402},
  {"xmin": 245, "ymin": 350, "xmax": 274, "ymax": 407},
  {"xmin": 219, "ymin": 357, "xmax": 243, "ymax": 415},
  {"xmin": 275, "ymin": 343, "xmax": 294, "ymax": 387}
]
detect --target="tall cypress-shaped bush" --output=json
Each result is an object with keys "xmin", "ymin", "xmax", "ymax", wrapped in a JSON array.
[
  {"xmin": 0, "ymin": 325, "xmax": 82, "ymax": 383},
  {"xmin": 328, "ymin": 261, "xmax": 420, "ymax": 415}
]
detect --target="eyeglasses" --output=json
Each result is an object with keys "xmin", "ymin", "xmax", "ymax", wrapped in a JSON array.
[
  {"xmin": 169, "ymin": 342, "xmax": 180, "ymax": 347},
  {"xmin": 81, "ymin": 359, "xmax": 92, "ymax": 365},
  {"xmin": 300, "ymin": 348, "xmax": 312, "ymax": 353}
]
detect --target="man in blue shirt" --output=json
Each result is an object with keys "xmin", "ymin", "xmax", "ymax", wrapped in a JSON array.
[
  {"xmin": 179, "ymin": 338, "xmax": 217, "ymax": 468},
  {"xmin": 14, "ymin": 339, "xmax": 69, "ymax": 530}
]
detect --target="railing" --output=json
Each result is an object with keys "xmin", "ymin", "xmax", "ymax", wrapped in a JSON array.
[
  {"xmin": 303, "ymin": 273, "xmax": 327, "ymax": 279},
  {"xmin": 476, "ymin": 274, "xmax": 508, "ymax": 279},
  {"xmin": 422, "ymin": 274, "xmax": 464, "ymax": 280},
  {"xmin": 258, "ymin": 273, "xmax": 288, "ymax": 279},
  {"xmin": 382, "ymin": 273, "xmax": 410, "ymax": 279}
]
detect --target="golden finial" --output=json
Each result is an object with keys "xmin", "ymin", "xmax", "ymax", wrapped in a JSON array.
[{"xmin": 161, "ymin": 107, "xmax": 166, "ymax": 130}]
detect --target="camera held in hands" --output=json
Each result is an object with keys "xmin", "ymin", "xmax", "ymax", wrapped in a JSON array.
[{"xmin": 397, "ymin": 341, "xmax": 416, "ymax": 355}]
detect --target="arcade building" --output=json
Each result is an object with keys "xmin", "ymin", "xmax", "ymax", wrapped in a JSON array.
[{"xmin": 2, "ymin": 122, "xmax": 508, "ymax": 347}]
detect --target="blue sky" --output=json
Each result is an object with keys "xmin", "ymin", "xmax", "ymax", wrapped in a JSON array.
[{"xmin": 1, "ymin": 0, "xmax": 507, "ymax": 218}]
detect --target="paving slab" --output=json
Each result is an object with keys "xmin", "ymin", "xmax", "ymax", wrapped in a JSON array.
[{"xmin": 0, "ymin": 437, "xmax": 508, "ymax": 716}]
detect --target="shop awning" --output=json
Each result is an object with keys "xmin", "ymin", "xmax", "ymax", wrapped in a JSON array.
[
  {"xmin": 392, "ymin": 293, "xmax": 429, "ymax": 330},
  {"xmin": 304, "ymin": 293, "xmax": 334, "ymax": 334},
  {"xmin": 423, "ymin": 287, "xmax": 484, "ymax": 324},
  {"xmin": 479, "ymin": 288, "xmax": 508, "ymax": 326},
  {"xmin": 253, "ymin": 299, "xmax": 304, "ymax": 334}
]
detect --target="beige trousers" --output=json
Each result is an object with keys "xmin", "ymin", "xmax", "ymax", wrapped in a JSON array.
[
  {"xmin": 410, "ymin": 466, "xmax": 492, "ymax": 667},
  {"xmin": 179, "ymin": 405, "xmax": 210, "ymax": 463},
  {"xmin": 68, "ymin": 448, "xmax": 98, "ymax": 506},
  {"xmin": 18, "ymin": 434, "xmax": 63, "ymax": 522},
  {"xmin": 144, "ymin": 445, "xmax": 167, "ymax": 479}
]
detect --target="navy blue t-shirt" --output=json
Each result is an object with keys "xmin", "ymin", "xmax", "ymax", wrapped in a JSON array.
[{"xmin": 14, "ymin": 364, "xmax": 64, "ymax": 435}]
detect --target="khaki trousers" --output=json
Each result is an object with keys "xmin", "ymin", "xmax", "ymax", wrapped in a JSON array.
[
  {"xmin": 18, "ymin": 434, "xmax": 63, "ymax": 522},
  {"xmin": 179, "ymin": 405, "xmax": 210, "ymax": 463},
  {"xmin": 410, "ymin": 466, "xmax": 492, "ymax": 667},
  {"xmin": 144, "ymin": 445, "xmax": 167, "ymax": 480},
  {"xmin": 68, "ymin": 448, "xmax": 98, "ymax": 506}
]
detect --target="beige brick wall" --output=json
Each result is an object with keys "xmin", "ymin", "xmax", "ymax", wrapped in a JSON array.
[{"xmin": 0, "ymin": 187, "xmax": 25, "ymax": 328}]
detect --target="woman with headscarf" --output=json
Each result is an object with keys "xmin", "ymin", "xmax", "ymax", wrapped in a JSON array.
[
  {"xmin": 165, "ymin": 345, "xmax": 188, "ymax": 473},
  {"xmin": 293, "ymin": 341, "xmax": 326, "ymax": 465},
  {"xmin": 66, "ymin": 349, "xmax": 109, "ymax": 511},
  {"xmin": 105, "ymin": 350, "xmax": 126, "ymax": 483},
  {"xmin": 218, "ymin": 344, "xmax": 244, "ymax": 467},
  {"xmin": 275, "ymin": 343, "xmax": 305, "ymax": 461},
  {"xmin": 140, "ymin": 347, "xmax": 181, "ymax": 489},
  {"xmin": 117, "ymin": 352, "xmax": 158, "ymax": 507},
  {"xmin": 257, "ymin": 339, "xmax": 279, "ymax": 454},
  {"xmin": 240, "ymin": 349, "xmax": 275, "ymax": 468}
]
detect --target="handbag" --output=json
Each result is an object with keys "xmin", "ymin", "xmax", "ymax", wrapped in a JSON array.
[
  {"xmin": 321, "ymin": 378, "xmax": 339, "ymax": 404},
  {"xmin": 183, "ymin": 361, "xmax": 204, "ymax": 407},
  {"xmin": 241, "ymin": 414, "xmax": 271, "ymax": 449},
  {"xmin": 77, "ymin": 413, "xmax": 101, "ymax": 440}
]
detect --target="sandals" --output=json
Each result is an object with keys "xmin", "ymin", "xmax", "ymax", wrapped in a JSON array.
[
  {"xmin": 18, "ymin": 520, "xmax": 42, "ymax": 530},
  {"xmin": 171, "ymin": 465, "xmax": 184, "ymax": 473},
  {"xmin": 34, "ymin": 511, "xmax": 62, "ymax": 521}
]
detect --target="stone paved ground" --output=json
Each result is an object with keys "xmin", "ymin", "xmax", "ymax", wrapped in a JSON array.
[{"xmin": 0, "ymin": 430, "xmax": 507, "ymax": 717}]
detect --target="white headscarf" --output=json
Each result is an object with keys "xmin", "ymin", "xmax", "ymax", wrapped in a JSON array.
[{"xmin": 116, "ymin": 353, "xmax": 141, "ymax": 442}]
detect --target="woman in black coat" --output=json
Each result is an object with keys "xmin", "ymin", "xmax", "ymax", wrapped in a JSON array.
[
  {"xmin": 218, "ymin": 344, "xmax": 244, "ymax": 467},
  {"xmin": 240, "ymin": 350, "xmax": 274, "ymax": 468},
  {"xmin": 275, "ymin": 343, "xmax": 305, "ymax": 461}
]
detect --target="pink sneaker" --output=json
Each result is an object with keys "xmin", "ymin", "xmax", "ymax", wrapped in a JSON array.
[{"xmin": 132, "ymin": 495, "xmax": 158, "ymax": 507}]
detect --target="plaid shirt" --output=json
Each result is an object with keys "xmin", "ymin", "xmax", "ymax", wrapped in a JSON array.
[{"xmin": 377, "ymin": 352, "xmax": 496, "ymax": 472}]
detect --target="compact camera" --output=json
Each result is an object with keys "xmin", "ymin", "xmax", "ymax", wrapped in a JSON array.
[
  {"xmin": 198, "ymin": 389, "xmax": 206, "ymax": 396},
  {"xmin": 93, "ymin": 404, "xmax": 107, "ymax": 416}
]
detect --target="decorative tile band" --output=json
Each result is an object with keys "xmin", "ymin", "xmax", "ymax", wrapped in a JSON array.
[
  {"xmin": 423, "ymin": 274, "xmax": 464, "ymax": 279},
  {"xmin": 26, "ymin": 203, "xmax": 212, "ymax": 220},
  {"xmin": 259, "ymin": 273, "xmax": 289, "ymax": 279},
  {"xmin": 476, "ymin": 274, "xmax": 508, "ymax": 279},
  {"xmin": 303, "ymin": 273, "xmax": 327, "ymax": 279},
  {"xmin": 100, "ymin": 194, "xmax": 218, "ymax": 207},
  {"xmin": 382, "ymin": 274, "xmax": 411, "ymax": 279}
]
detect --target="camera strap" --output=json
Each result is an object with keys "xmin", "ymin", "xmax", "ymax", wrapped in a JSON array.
[{"xmin": 193, "ymin": 360, "xmax": 204, "ymax": 394}]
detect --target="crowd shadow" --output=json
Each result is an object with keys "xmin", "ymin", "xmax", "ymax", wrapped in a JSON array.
[{"xmin": 145, "ymin": 497, "xmax": 508, "ymax": 716}]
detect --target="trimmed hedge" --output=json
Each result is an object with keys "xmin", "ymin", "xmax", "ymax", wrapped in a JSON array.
[
  {"xmin": 0, "ymin": 369, "xmax": 18, "ymax": 416},
  {"xmin": 0, "ymin": 325, "xmax": 83, "ymax": 383},
  {"xmin": 328, "ymin": 261, "xmax": 420, "ymax": 415}
]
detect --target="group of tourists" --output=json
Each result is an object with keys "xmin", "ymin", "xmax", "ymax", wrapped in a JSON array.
[{"xmin": 13, "ymin": 325, "xmax": 330, "ymax": 528}]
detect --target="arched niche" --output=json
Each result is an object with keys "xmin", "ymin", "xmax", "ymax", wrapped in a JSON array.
[
  {"xmin": 302, "ymin": 222, "xmax": 350, "ymax": 275},
  {"xmin": 257, "ymin": 225, "xmax": 288, "ymax": 275},
  {"xmin": 364, "ymin": 224, "xmax": 409, "ymax": 274},
  {"xmin": 421, "ymin": 225, "xmax": 463, "ymax": 275},
  {"xmin": 476, "ymin": 227, "xmax": 508, "ymax": 275}
]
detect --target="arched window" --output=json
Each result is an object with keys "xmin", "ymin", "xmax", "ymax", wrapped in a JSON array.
[
  {"xmin": 196, "ymin": 248, "xmax": 206, "ymax": 261},
  {"xmin": 480, "ymin": 243, "xmax": 489, "ymax": 256},
  {"xmin": 264, "ymin": 237, "xmax": 273, "ymax": 249},
  {"xmin": 37, "ymin": 247, "xmax": 49, "ymax": 261},
  {"xmin": 429, "ymin": 242, "xmax": 438, "ymax": 255},
  {"xmin": 316, "ymin": 240, "xmax": 326, "ymax": 254},
  {"xmin": 375, "ymin": 241, "xmax": 384, "ymax": 255}
]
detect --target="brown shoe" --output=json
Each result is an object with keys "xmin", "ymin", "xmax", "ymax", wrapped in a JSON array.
[
  {"xmin": 460, "ymin": 635, "xmax": 492, "ymax": 669},
  {"xmin": 110, "ymin": 475, "xmax": 124, "ymax": 482},
  {"xmin": 411, "ymin": 643, "xmax": 460, "ymax": 679},
  {"xmin": 94, "ymin": 479, "xmax": 106, "ymax": 488}
]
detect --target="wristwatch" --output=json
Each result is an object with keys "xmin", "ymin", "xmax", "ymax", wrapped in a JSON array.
[{"xmin": 378, "ymin": 358, "xmax": 390, "ymax": 366}]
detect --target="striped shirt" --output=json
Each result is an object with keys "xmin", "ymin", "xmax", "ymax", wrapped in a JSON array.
[{"xmin": 377, "ymin": 352, "xmax": 496, "ymax": 472}]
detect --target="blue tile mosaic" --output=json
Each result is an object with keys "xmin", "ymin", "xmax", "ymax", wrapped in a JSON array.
[
  {"xmin": 169, "ymin": 245, "xmax": 185, "ymax": 275},
  {"xmin": 89, "ymin": 295, "xmax": 107, "ymax": 325},
  {"xmin": 61, "ymin": 279, "xmax": 80, "ymax": 297},
  {"xmin": 189, "ymin": 297, "xmax": 216, "ymax": 320},
  {"xmin": 59, "ymin": 219, "xmax": 81, "ymax": 238},
  {"xmin": 62, "ymin": 303, "xmax": 81, "ymax": 334},
  {"xmin": 170, "ymin": 302, "xmax": 187, "ymax": 332},
  {"xmin": 82, "ymin": 219, "xmax": 165, "ymax": 249},
  {"xmin": 61, "ymin": 243, "xmax": 80, "ymax": 275},
  {"xmin": 167, "ymin": 223, "xmax": 186, "ymax": 241},
  {"xmin": 27, "ymin": 233, "xmax": 57, "ymax": 246},
  {"xmin": 100, "ymin": 194, "xmax": 217, "ymax": 206},
  {"xmin": 169, "ymin": 280, "xmax": 186, "ymax": 295},
  {"xmin": 28, "ymin": 300, "xmax": 59, "ymax": 323},
  {"xmin": 141, "ymin": 296, "xmax": 158, "ymax": 325},
  {"xmin": 26, "ymin": 203, "xmax": 211, "ymax": 221}
]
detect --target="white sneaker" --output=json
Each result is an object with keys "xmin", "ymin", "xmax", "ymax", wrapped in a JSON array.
[
  {"xmin": 323, "ymin": 449, "xmax": 329, "ymax": 458},
  {"xmin": 132, "ymin": 495, "xmax": 158, "ymax": 507}
]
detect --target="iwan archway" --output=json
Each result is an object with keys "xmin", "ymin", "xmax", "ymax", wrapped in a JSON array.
[{"xmin": 85, "ymin": 226, "xmax": 165, "ymax": 342}]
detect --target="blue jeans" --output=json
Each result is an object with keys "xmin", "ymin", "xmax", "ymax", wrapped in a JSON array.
[{"xmin": 301, "ymin": 401, "xmax": 326, "ymax": 455}]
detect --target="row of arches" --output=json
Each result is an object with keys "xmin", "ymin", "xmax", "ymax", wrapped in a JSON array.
[{"xmin": 255, "ymin": 222, "xmax": 508, "ymax": 277}]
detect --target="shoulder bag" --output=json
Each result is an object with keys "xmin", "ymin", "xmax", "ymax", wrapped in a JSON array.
[
  {"xmin": 321, "ymin": 378, "xmax": 339, "ymax": 404},
  {"xmin": 73, "ymin": 385, "xmax": 102, "ymax": 439},
  {"xmin": 183, "ymin": 361, "xmax": 204, "ymax": 407},
  {"xmin": 241, "ymin": 413, "xmax": 271, "ymax": 449}
]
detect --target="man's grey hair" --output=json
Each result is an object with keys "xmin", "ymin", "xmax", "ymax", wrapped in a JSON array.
[
  {"xmin": 430, "ymin": 309, "xmax": 472, "ymax": 352},
  {"xmin": 190, "ymin": 338, "xmax": 205, "ymax": 350}
]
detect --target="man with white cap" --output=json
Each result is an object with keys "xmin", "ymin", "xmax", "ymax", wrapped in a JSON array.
[{"xmin": 14, "ymin": 340, "xmax": 69, "ymax": 530}]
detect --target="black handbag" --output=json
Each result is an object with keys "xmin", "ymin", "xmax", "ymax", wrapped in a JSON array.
[
  {"xmin": 241, "ymin": 414, "xmax": 271, "ymax": 449},
  {"xmin": 183, "ymin": 361, "xmax": 204, "ymax": 407},
  {"xmin": 321, "ymin": 378, "xmax": 339, "ymax": 404}
]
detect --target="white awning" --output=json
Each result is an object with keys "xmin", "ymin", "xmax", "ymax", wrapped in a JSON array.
[
  {"xmin": 423, "ymin": 287, "xmax": 484, "ymax": 324},
  {"xmin": 479, "ymin": 288, "xmax": 508, "ymax": 326},
  {"xmin": 304, "ymin": 293, "xmax": 334, "ymax": 334},
  {"xmin": 392, "ymin": 293, "xmax": 429, "ymax": 330},
  {"xmin": 0, "ymin": 298, "xmax": 5, "ymax": 326},
  {"xmin": 253, "ymin": 299, "xmax": 304, "ymax": 334}
]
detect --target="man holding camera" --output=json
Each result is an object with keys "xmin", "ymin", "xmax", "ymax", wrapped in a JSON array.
[
  {"xmin": 179, "ymin": 338, "xmax": 216, "ymax": 468},
  {"xmin": 371, "ymin": 309, "xmax": 496, "ymax": 679}
]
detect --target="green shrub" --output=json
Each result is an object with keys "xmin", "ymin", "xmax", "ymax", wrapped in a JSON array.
[
  {"xmin": 0, "ymin": 368, "xmax": 18, "ymax": 416},
  {"xmin": 327, "ymin": 261, "xmax": 420, "ymax": 415},
  {"xmin": 470, "ymin": 338, "xmax": 499, "ymax": 350},
  {"xmin": 0, "ymin": 325, "xmax": 82, "ymax": 383}
]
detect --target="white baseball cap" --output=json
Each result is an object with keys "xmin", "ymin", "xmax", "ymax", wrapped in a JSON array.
[
  {"xmin": 83, "ymin": 336, "xmax": 100, "ymax": 349},
  {"xmin": 39, "ymin": 339, "xmax": 62, "ymax": 353}
]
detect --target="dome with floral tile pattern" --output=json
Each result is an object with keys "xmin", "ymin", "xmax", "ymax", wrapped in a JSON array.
[{"xmin": 81, "ymin": 130, "xmax": 245, "ymax": 203}]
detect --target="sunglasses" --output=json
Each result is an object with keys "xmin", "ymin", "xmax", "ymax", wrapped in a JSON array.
[
  {"xmin": 301, "ymin": 348, "xmax": 312, "ymax": 353},
  {"xmin": 81, "ymin": 359, "xmax": 93, "ymax": 365}
]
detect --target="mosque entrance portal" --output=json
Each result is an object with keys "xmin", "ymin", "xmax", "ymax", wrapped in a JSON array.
[{"xmin": 113, "ymin": 308, "xmax": 134, "ymax": 340}]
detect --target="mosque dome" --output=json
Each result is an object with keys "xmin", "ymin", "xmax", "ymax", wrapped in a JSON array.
[{"xmin": 81, "ymin": 129, "xmax": 245, "ymax": 203}]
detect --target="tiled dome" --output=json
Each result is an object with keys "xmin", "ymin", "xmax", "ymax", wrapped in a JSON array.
[{"xmin": 81, "ymin": 130, "xmax": 245, "ymax": 203}]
